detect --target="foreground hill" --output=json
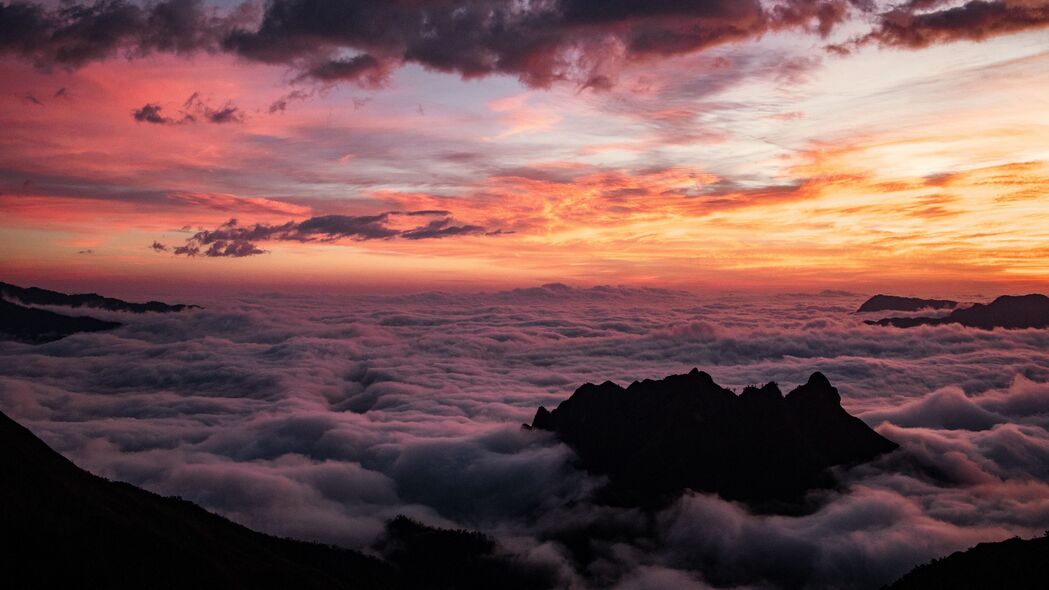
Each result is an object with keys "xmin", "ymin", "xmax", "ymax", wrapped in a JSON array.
[
  {"xmin": 0, "ymin": 299, "xmax": 121, "ymax": 343},
  {"xmin": 856, "ymin": 294, "xmax": 957, "ymax": 313},
  {"xmin": 528, "ymin": 370, "xmax": 897, "ymax": 510},
  {"xmin": 0, "ymin": 281, "xmax": 197, "ymax": 313},
  {"xmin": 0, "ymin": 409, "xmax": 552, "ymax": 589},
  {"xmin": 885, "ymin": 534, "xmax": 1049, "ymax": 589},
  {"xmin": 870, "ymin": 294, "xmax": 1049, "ymax": 329}
]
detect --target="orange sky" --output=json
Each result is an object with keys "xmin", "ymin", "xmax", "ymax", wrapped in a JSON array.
[{"xmin": 2, "ymin": 2, "xmax": 1049, "ymax": 295}]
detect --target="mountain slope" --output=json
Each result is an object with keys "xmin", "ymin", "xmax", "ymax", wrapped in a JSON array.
[
  {"xmin": 0, "ymin": 298, "xmax": 121, "ymax": 343},
  {"xmin": 0, "ymin": 409, "xmax": 553, "ymax": 589}
]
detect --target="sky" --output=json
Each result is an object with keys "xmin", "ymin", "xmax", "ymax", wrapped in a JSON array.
[{"xmin": 2, "ymin": 0, "xmax": 1049, "ymax": 295}]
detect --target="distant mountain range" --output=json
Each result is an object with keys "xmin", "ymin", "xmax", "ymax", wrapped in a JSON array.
[
  {"xmin": 528, "ymin": 370, "xmax": 898, "ymax": 511},
  {"xmin": 0, "ymin": 281, "xmax": 198, "ymax": 343},
  {"xmin": 0, "ymin": 298, "xmax": 121, "ymax": 344},
  {"xmin": 0, "ymin": 409, "xmax": 553, "ymax": 589},
  {"xmin": 885, "ymin": 533, "xmax": 1049, "ymax": 589},
  {"xmin": 868, "ymin": 294, "xmax": 1049, "ymax": 330},
  {"xmin": 857, "ymin": 294, "xmax": 958, "ymax": 313},
  {"xmin": 0, "ymin": 281, "xmax": 197, "ymax": 313}
]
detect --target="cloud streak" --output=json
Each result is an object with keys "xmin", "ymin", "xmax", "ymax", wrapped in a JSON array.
[
  {"xmin": 132, "ymin": 91, "xmax": 243, "ymax": 125},
  {"xmin": 835, "ymin": 1, "xmax": 1049, "ymax": 52},
  {"xmin": 159, "ymin": 211, "xmax": 494, "ymax": 257}
]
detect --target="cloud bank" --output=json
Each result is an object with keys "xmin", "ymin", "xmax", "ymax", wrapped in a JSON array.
[{"xmin": 2, "ymin": 287, "xmax": 1048, "ymax": 587}]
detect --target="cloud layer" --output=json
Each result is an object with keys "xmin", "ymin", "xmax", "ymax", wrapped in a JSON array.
[
  {"xmin": 2, "ymin": 286, "xmax": 1048, "ymax": 587},
  {"xmin": 4, "ymin": 0, "xmax": 1049, "ymax": 89}
]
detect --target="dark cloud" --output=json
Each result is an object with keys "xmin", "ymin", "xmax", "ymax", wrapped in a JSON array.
[
  {"xmin": 837, "ymin": 1, "xmax": 1049, "ymax": 52},
  {"xmin": 4, "ymin": 0, "xmax": 1045, "ymax": 93},
  {"xmin": 399, "ymin": 218, "xmax": 487, "ymax": 240},
  {"xmin": 11, "ymin": 0, "xmax": 1035, "ymax": 91},
  {"xmin": 204, "ymin": 102, "xmax": 242, "ymax": 123},
  {"xmin": 268, "ymin": 89, "xmax": 311, "ymax": 113},
  {"xmin": 132, "ymin": 102, "xmax": 173, "ymax": 124},
  {"xmin": 132, "ymin": 92, "xmax": 243, "ymax": 125},
  {"xmin": 0, "ymin": 0, "xmax": 225, "ymax": 69},
  {"xmin": 296, "ymin": 54, "xmax": 391, "ymax": 87},
  {"xmin": 183, "ymin": 91, "xmax": 244, "ymax": 124},
  {"xmin": 164, "ymin": 212, "xmax": 494, "ymax": 257},
  {"xmin": 220, "ymin": 0, "xmax": 841, "ymax": 88}
]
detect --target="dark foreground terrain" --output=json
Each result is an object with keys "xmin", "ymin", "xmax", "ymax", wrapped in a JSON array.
[
  {"xmin": 886, "ymin": 533, "xmax": 1049, "ymax": 589},
  {"xmin": 0, "ymin": 409, "xmax": 552, "ymax": 589}
]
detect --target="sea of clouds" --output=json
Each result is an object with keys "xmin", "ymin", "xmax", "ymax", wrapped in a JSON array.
[{"xmin": 2, "ymin": 283, "xmax": 1049, "ymax": 589}]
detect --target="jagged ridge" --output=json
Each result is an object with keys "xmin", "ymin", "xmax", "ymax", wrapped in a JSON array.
[{"xmin": 529, "ymin": 369, "xmax": 898, "ymax": 510}]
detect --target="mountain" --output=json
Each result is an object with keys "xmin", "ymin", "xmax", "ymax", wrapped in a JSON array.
[
  {"xmin": 0, "ymin": 298, "xmax": 121, "ymax": 343},
  {"xmin": 0, "ymin": 409, "xmax": 553, "ymax": 589},
  {"xmin": 885, "ymin": 533, "xmax": 1049, "ymax": 589},
  {"xmin": 0, "ymin": 281, "xmax": 198, "ymax": 313},
  {"xmin": 528, "ymin": 370, "xmax": 898, "ymax": 510},
  {"xmin": 857, "ymin": 294, "xmax": 957, "ymax": 313},
  {"xmin": 870, "ymin": 294, "xmax": 1049, "ymax": 329}
]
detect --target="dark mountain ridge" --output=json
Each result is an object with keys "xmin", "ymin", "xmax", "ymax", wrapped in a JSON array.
[
  {"xmin": 885, "ymin": 533, "xmax": 1049, "ymax": 589},
  {"xmin": 857, "ymin": 294, "xmax": 957, "ymax": 313},
  {"xmin": 0, "ymin": 298, "xmax": 121, "ymax": 344},
  {"xmin": 528, "ymin": 369, "xmax": 898, "ymax": 511},
  {"xmin": 870, "ymin": 294, "xmax": 1049, "ymax": 329},
  {"xmin": 0, "ymin": 281, "xmax": 198, "ymax": 313},
  {"xmin": 0, "ymin": 409, "xmax": 552, "ymax": 589}
]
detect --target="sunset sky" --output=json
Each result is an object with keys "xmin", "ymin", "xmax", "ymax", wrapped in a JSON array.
[{"xmin": 3, "ymin": 0, "xmax": 1049, "ymax": 294}]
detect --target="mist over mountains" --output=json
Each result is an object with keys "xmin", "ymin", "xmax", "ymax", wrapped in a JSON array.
[{"xmin": 2, "ymin": 284, "xmax": 1048, "ymax": 588}]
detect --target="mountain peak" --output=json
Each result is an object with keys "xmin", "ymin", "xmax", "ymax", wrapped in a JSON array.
[
  {"xmin": 807, "ymin": 371, "xmax": 831, "ymax": 389},
  {"xmin": 785, "ymin": 372, "xmax": 841, "ymax": 408},
  {"xmin": 530, "ymin": 370, "xmax": 896, "ymax": 510}
]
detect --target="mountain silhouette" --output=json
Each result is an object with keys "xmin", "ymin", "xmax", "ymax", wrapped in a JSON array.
[
  {"xmin": 0, "ymin": 298, "xmax": 121, "ymax": 343},
  {"xmin": 885, "ymin": 533, "xmax": 1049, "ymax": 589},
  {"xmin": 0, "ymin": 281, "xmax": 198, "ymax": 313},
  {"xmin": 857, "ymin": 294, "xmax": 957, "ymax": 313},
  {"xmin": 0, "ymin": 409, "xmax": 553, "ymax": 589},
  {"xmin": 528, "ymin": 370, "xmax": 897, "ymax": 510},
  {"xmin": 870, "ymin": 294, "xmax": 1049, "ymax": 329}
]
